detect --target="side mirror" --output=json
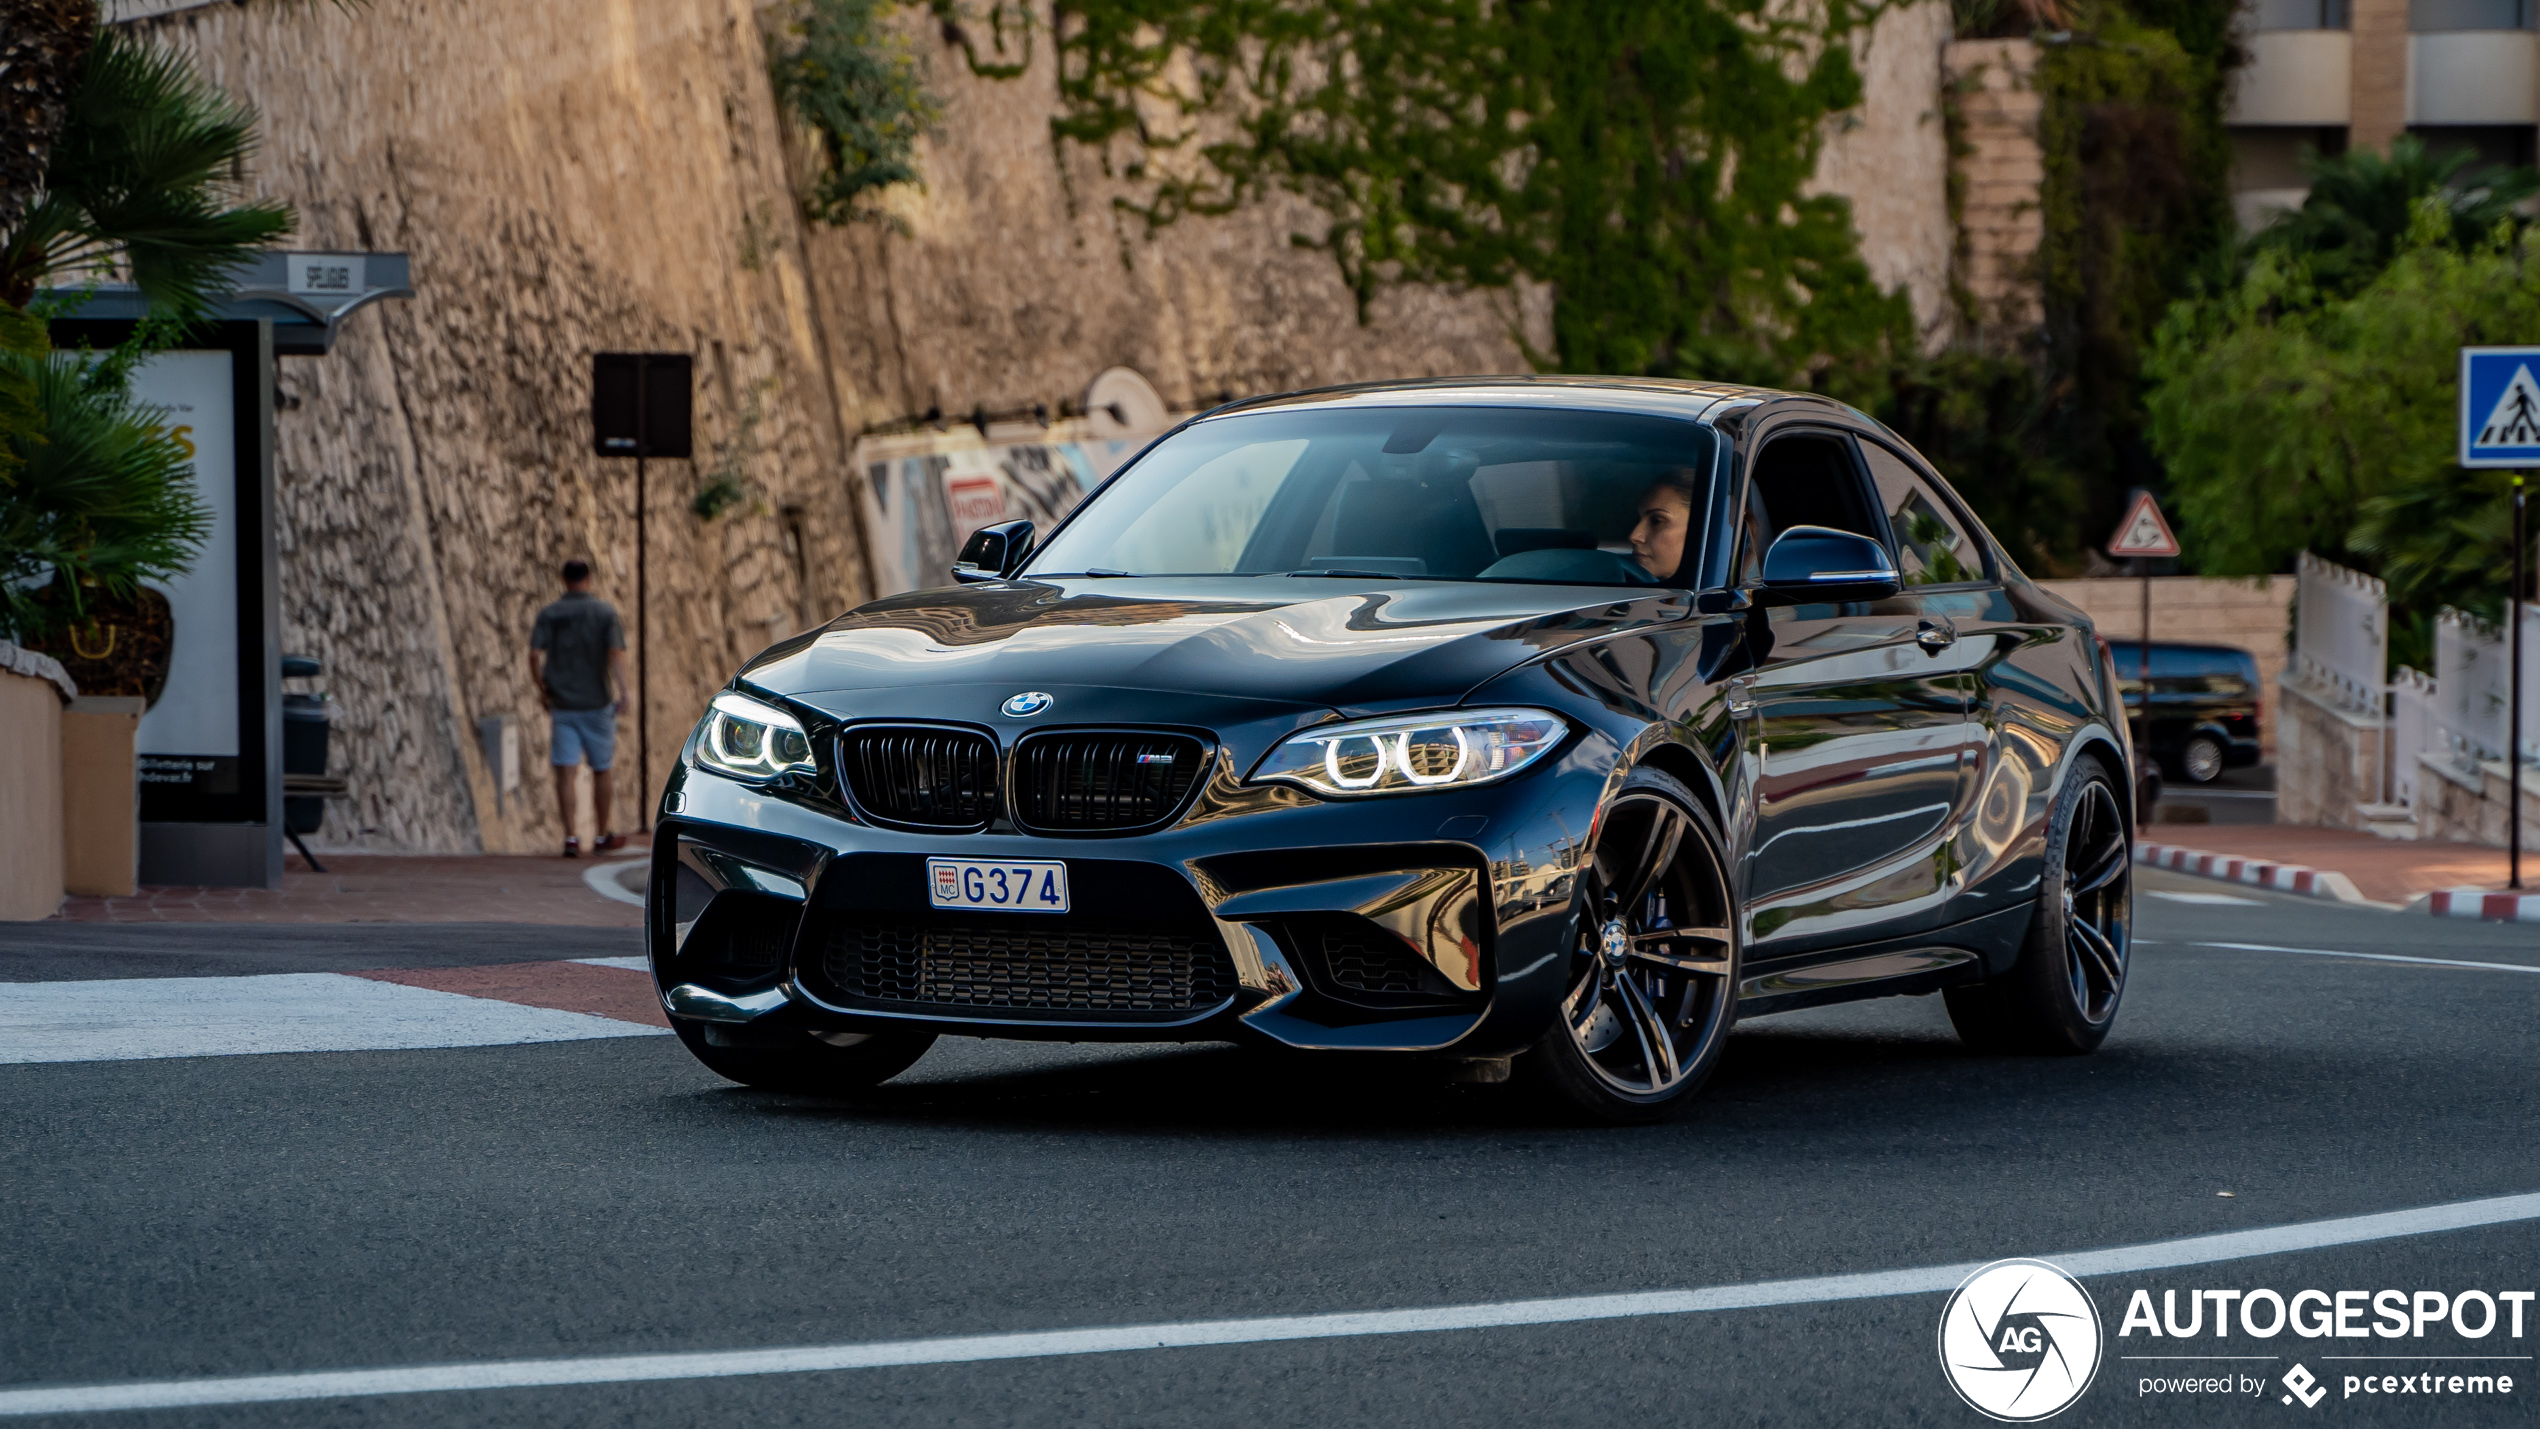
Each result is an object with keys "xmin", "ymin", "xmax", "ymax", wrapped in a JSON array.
[
  {"xmin": 1756, "ymin": 525, "xmax": 1899, "ymax": 605},
  {"xmin": 953, "ymin": 520, "xmax": 1035, "ymax": 584}
]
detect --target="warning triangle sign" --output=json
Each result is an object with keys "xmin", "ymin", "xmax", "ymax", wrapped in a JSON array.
[
  {"xmin": 2106, "ymin": 491, "xmax": 2179, "ymax": 559},
  {"xmin": 2475, "ymin": 364, "xmax": 2540, "ymax": 450}
]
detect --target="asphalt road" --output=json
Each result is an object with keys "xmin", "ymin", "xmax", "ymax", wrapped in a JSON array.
[{"xmin": 5, "ymin": 869, "xmax": 2538, "ymax": 1426}]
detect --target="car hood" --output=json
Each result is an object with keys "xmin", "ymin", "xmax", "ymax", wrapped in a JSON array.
[{"xmin": 739, "ymin": 577, "xmax": 1690, "ymax": 718}]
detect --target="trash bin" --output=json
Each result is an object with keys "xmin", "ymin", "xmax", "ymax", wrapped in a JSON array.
[{"xmin": 282, "ymin": 654, "xmax": 330, "ymax": 837}]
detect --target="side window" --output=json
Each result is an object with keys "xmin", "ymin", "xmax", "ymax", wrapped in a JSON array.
[
  {"xmin": 1738, "ymin": 431, "xmax": 1882, "ymax": 581},
  {"xmin": 1860, "ymin": 440, "xmax": 1985, "ymax": 586}
]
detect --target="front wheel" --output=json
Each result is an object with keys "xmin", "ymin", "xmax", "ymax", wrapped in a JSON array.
[
  {"xmin": 1945, "ymin": 758, "xmax": 2131, "ymax": 1055},
  {"xmin": 1522, "ymin": 767, "xmax": 1740, "ymax": 1124},
  {"xmin": 672, "ymin": 1019, "xmax": 936, "ymax": 1094}
]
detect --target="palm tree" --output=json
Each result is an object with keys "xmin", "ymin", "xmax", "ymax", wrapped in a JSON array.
[
  {"xmin": 0, "ymin": 23, "xmax": 292, "ymax": 318},
  {"xmin": 2249, "ymin": 135, "xmax": 2540, "ymax": 295}
]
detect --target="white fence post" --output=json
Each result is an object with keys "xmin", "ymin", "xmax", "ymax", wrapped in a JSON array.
[
  {"xmin": 2389, "ymin": 666, "xmax": 2437, "ymax": 808},
  {"xmin": 2437, "ymin": 607, "xmax": 2508, "ymax": 762},
  {"xmin": 2293, "ymin": 552, "xmax": 2387, "ymax": 714}
]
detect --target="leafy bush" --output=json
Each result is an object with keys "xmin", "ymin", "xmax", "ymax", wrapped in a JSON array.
[
  {"xmin": 0, "ymin": 346, "xmax": 210, "ymax": 643},
  {"xmin": 769, "ymin": 0, "xmax": 942, "ymax": 224}
]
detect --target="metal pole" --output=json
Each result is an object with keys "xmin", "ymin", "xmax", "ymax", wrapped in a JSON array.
[
  {"xmin": 2514, "ymin": 474, "xmax": 2526, "ymax": 890},
  {"xmin": 635, "ymin": 357, "xmax": 650, "ymax": 836},
  {"xmin": 2138, "ymin": 558, "xmax": 2152, "ymax": 750}
]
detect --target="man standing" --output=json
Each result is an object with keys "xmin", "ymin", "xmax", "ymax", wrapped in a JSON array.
[{"xmin": 528, "ymin": 559, "xmax": 632, "ymax": 857}]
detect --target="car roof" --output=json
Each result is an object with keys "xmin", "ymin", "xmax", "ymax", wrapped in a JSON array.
[{"xmin": 1198, "ymin": 374, "xmax": 1842, "ymax": 427}]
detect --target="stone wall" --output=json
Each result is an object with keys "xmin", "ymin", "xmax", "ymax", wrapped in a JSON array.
[
  {"xmin": 2274, "ymin": 677, "xmax": 2386, "ymax": 831},
  {"xmin": 1945, "ymin": 38, "xmax": 2042, "ymax": 339},
  {"xmin": 1813, "ymin": 1, "xmax": 1958, "ymax": 350},
  {"xmin": 129, "ymin": 0, "xmax": 1966, "ymax": 855}
]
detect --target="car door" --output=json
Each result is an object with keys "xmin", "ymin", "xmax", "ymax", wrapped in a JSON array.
[
  {"xmin": 1851, "ymin": 434, "xmax": 2072, "ymax": 933},
  {"xmin": 1734, "ymin": 423, "xmax": 1977, "ymax": 964}
]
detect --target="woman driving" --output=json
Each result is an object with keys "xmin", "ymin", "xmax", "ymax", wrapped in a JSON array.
[{"xmin": 1628, "ymin": 468, "xmax": 1699, "ymax": 583}]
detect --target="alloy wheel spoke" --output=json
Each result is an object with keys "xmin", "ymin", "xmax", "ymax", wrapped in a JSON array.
[
  {"xmin": 1563, "ymin": 963, "xmax": 1603, "ymax": 1032},
  {"xmin": 2070, "ymin": 917, "xmax": 2123, "ymax": 992},
  {"xmin": 1617, "ymin": 803, "xmax": 1684, "ymax": 913},
  {"xmin": 1628, "ymin": 925, "xmax": 1728, "ymax": 945},
  {"xmin": 1612, "ymin": 973, "xmax": 1680, "ymax": 1087},
  {"xmin": 1624, "ymin": 945, "xmax": 1731, "ymax": 978},
  {"xmin": 2073, "ymin": 833, "xmax": 2129, "ymax": 894}
]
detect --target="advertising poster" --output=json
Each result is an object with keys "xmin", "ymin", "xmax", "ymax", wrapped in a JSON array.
[{"xmin": 128, "ymin": 350, "xmax": 242, "ymax": 798}]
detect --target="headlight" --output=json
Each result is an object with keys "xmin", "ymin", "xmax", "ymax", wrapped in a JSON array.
[
  {"xmin": 1249, "ymin": 707, "xmax": 1567, "ymax": 797},
  {"xmin": 690, "ymin": 691, "xmax": 816, "ymax": 781}
]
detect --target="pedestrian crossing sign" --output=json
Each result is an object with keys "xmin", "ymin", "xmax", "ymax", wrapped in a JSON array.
[{"xmin": 2460, "ymin": 347, "xmax": 2540, "ymax": 467}]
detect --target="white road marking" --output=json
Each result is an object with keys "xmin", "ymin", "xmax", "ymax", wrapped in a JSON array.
[
  {"xmin": 2147, "ymin": 891, "xmax": 2264, "ymax": 906},
  {"xmin": 2192, "ymin": 941, "xmax": 2540, "ymax": 976},
  {"xmin": 6, "ymin": 1189, "xmax": 2537, "ymax": 1416},
  {"xmin": 0, "ymin": 974, "xmax": 664, "ymax": 1065},
  {"xmin": 572, "ymin": 956, "xmax": 652, "ymax": 971},
  {"xmin": 582, "ymin": 856, "xmax": 648, "ymax": 907}
]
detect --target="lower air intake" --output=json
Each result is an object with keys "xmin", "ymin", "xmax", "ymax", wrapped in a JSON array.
[{"xmin": 820, "ymin": 916, "xmax": 1235, "ymax": 1017}]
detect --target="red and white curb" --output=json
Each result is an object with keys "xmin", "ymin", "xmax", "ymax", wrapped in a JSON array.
[
  {"xmin": 2418, "ymin": 888, "xmax": 2540, "ymax": 923},
  {"xmin": 2132, "ymin": 840, "xmax": 2372, "ymax": 905}
]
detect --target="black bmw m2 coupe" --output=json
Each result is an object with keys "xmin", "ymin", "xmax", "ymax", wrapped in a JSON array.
[{"xmin": 650, "ymin": 377, "xmax": 2133, "ymax": 1122}]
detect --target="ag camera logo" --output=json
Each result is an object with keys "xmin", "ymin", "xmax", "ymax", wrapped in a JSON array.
[{"xmin": 1939, "ymin": 1259, "xmax": 2104, "ymax": 1421}]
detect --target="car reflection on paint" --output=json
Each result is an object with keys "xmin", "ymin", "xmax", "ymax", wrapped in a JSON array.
[{"xmin": 651, "ymin": 377, "xmax": 2134, "ymax": 1122}]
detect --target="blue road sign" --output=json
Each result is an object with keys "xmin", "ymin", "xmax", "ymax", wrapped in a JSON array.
[{"xmin": 2461, "ymin": 347, "xmax": 2540, "ymax": 467}]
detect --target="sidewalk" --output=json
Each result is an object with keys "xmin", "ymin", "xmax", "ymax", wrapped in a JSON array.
[
  {"xmin": 2135, "ymin": 825, "xmax": 2507, "ymax": 906},
  {"xmin": 48, "ymin": 849, "xmax": 648, "ymax": 926}
]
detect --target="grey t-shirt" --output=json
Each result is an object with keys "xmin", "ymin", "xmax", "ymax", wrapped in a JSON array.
[{"xmin": 530, "ymin": 591, "xmax": 624, "ymax": 711}]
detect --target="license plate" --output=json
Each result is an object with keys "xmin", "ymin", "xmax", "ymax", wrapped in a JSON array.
[{"xmin": 927, "ymin": 857, "xmax": 1070, "ymax": 913}]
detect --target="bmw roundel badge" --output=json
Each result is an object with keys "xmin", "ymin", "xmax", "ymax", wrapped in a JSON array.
[{"xmin": 1001, "ymin": 691, "xmax": 1054, "ymax": 718}]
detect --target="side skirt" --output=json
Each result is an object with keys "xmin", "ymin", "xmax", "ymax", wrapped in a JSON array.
[{"xmin": 1735, "ymin": 901, "xmax": 2033, "ymax": 1018}]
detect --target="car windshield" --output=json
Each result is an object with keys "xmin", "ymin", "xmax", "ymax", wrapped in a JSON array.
[{"xmin": 1026, "ymin": 405, "xmax": 1718, "ymax": 587}]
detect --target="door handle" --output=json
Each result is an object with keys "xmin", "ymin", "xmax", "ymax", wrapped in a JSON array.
[{"xmin": 1915, "ymin": 620, "xmax": 1957, "ymax": 654}]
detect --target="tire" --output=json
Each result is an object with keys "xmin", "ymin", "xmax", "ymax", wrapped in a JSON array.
[
  {"xmin": 1520, "ymin": 766, "xmax": 1740, "ymax": 1124},
  {"xmin": 1945, "ymin": 757, "xmax": 2131, "ymax": 1055},
  {"xmin": 2179, "ymin": 734, "xmax": 2226, "ymax": 784},
  {"xmin": 672, "ymin": 1019, "xmax": 936, "ymax": 1094}
]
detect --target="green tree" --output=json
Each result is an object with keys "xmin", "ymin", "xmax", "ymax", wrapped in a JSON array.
[
  {"xmin": 1035, "ymin": 0, "xmax": 1910, "ymax": 393},
  {"xmin": 2146, "ymin": 201, "xmax": 2540, "ymax": 670},
  {"xmin": 0, "ymin": 24, "xmax": 292, "ymax": 316},
  {"xmin": 2246, "ymin": 135, "xmax": 2539, "ymax": 298}
]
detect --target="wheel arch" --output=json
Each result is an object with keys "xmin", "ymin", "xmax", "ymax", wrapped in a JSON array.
[{"xmin": 1630, "ymin": 738, "xmax": 1728, "ymax": 835}]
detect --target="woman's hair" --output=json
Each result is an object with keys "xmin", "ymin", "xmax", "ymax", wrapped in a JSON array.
[{"xmin": 1643, "ymin": 465, "xmax": 1700, "ymax": 502}]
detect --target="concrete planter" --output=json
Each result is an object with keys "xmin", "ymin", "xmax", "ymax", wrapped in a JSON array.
[{"xmin": 0, "ymin": 645, "xmax": 74, "ymax": 920}]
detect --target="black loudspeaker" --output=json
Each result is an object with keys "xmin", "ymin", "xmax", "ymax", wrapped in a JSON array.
[{"xmin": 591, "ymin": 352, "xmax": 694, "ymax": 459}]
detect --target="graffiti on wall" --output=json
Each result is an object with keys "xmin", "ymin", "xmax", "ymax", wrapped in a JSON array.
[{"xmin": 855, "ymin": 424, "xmax": 1166, "ymax": 597}]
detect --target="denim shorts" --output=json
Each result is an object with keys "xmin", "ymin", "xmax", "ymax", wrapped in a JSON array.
[{"xmin": 550, "ymin": 706, "xmax": 618, "ymax": 770}]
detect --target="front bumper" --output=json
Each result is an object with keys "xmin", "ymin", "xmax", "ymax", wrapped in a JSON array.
[{"xmin": 645, "ymin": 739, "xmax": 1619, "ymax": 1056}]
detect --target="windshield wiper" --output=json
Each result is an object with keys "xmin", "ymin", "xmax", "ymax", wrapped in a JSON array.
[
  {"xmin": 1035, "ymin": 568, "xmax": 1131, "ymax": 578},
  {"xmin": 1284, "ymin": 569, "xmax": 1441, "ymax": 580}
]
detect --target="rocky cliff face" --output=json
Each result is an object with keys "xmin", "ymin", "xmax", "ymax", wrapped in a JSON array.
[{"xmin": 129, "ymin": 0, "xmax": 1956, "ymax": 855}]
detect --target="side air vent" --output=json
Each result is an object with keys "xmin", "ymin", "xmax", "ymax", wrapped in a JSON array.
[
  {"xmin": 1011, "ymin": 730, "xmax": 1209, "ymax": 834},
  {"xmin": 681, "ymin": 891, "xmax": 798, "ymax": 979},
  {"xmin": 1323, "ymin": 930, "xmax": 1435, "ymax": 995},
  {"xmin": 839, "ymin": 726, "xmax": 999, "ymax": 830}
]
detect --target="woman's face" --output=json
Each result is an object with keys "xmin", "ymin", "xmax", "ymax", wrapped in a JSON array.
[{"xmin": 1629, "ymin": 484, "xmax": 1693, "ymax": 581}]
